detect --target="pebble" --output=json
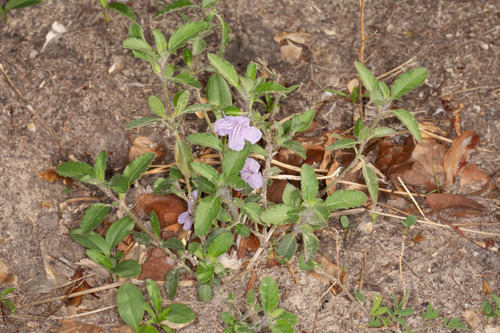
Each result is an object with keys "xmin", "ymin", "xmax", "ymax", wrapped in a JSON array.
[
  {"xmin": 357, "ymin": 220, "xmax": 374, "ymax": 234},
  {"xmin": 27, "ymin": 123, "xmax": 36, "ymax": 133},
  {"xmin": 480, "ymin": 43, "xmax": 489, "ymax": 50},
  {"xmin": 29, "ymin": 49, "xmax": 38, "ymax": 59},
  {"xmin": 472, "ymin": 105, "xmax": 480, "ymax": 112}
]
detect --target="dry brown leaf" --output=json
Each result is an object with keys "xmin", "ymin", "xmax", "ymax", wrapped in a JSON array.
[
  {"xmin": 65, "ymin": 267, "xmax": 99, "ymax": 308},
  {"xmin": 274, "ymin": 31, "xmax": 310, "ymax": 45},
  {"xmin": 426, "ymin": 193, "xmax": 483, "ymax": 211},
  {"xmin": 56, "ymin": 320, "xmax": 104, "ymax": 333},
  {"xmin": 136, "ymin": 194, "xmax": 187, "ymax": 228},
  {"xmin": 389, "ymin": 139, "xmax": 446, "ymax": 191},
  {"xmin": 0, "ymin": 260, "xmax": 17, "ymax": 284},
  {"xmin": 463, "ymin": 309, "xmax": 481, "ymax": 330},
  {"xmin": 110, "ymin": 325, "xmax": 134, "ymax": 333},
  {"xmin": 418, "ymin": 122, "xmax": 447, "ymax": 139},
  {"xmin": 413, "ymin": 235, "xmax": 425, "ymax": 243},
  {"xmin": 280, "ymin": 40, "xmax": 302, "ymax": 64},
  {"xmin": 347, "ymin": 79, "xmax": 359, "ymax": 94},
  {"xmin": 443, "ymin": 131, "xmax": 480, "ymax": 186},
  {"xmin": 127, "ymin": 136, "xmax": 166, "ymax": 165},
  {"xmin": 237, "ymin": 233, "xmax": 260, "ymax": 259},
  {"xmin": 245, "ymin": 270, "xmax": 257, "ymax": 296},
  {"xmin": 483, "ymin": 281, "xmax": 492, "ymax": 295},
  {"xmin": 137, "ymin": 256, "xmax": 175, "ymax": 281},
  {"xmin": 267, "ymin": 179, "xmax": 288, "ymax": 204},
  {"xmin": 310, "ymin": 253, "xmax": 347, "ymax": 295}
]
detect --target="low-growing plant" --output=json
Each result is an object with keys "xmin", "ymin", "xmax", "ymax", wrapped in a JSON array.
[
  {"xmin": 97, "ymin": 0, "xmax": 136, "ymax": 23},
  {"xmin": 0, "ymin": 287, "xmax": 16, "ymax": 321},
  {"xmin": 222, "ymin": 276, "xmax": 297, "ymax": 333},
  {"xmin": 54, "ymin": 0, "xmax": 433, "ymax": 330},
  {"xmin": 117, "ymin": 280, "xmax": 196, "ymax": 333},
  {"xmin": 0, "ymin": 0, "xmax": 45, "ymax": 24},
  {"xmin": 481, "ymin": 294, "xmax": 500, "ymax": 325}
]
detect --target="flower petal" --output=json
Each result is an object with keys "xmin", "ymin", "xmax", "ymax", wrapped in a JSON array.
[
  {"xmin": 242, "ymin": 126, "xmax": 262, "ymax": 144},
  {"xmin": 227, "ymin": 129, "xmax": 246, "ymax": 151},
  {"xmin": 246, "ymin": 173, "xmax": 264, "ymax": 189},
  {"xmin": 177, "ymin": 211, "xmax": 190, "ymax": 225},
  {"xmin": 214, "ymin": 117, "xmax": 234, "ymax": 136},
  {"xmin": 182, "ymin": 218, "xmax": 194, "ymax": 231},
  {"xmin": 244, "ymin": 158, "xmax": 260, "ymax": 173}
]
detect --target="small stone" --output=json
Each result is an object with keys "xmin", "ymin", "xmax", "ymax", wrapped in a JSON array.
[
  {"xmin": 27, "ymin": 123, "xmax": 36, "ymax": 133},
  {"xmin": 480, "ymin": 43, "xmax": 489, "ymax": 50},
  {"xmin": 418, "ymin": 92, "xmax": 424, "ymax": 99},
  {"xmin": 386, "ymin": 23, "xmax": 394, "ymax": 32},
  {"xmin": 446, "ymin": 33, "xmax": 453, "ymax": 38},
  {"xmin": 357, "ymin": 221, "xmax": 374, "ymax": 234},
  {"xmin": 472, "ymin": 105, "xmax": 480, "ymax": 112},
  {"xmin": 29, "ymin": 50, "xmax": 39, "ymax": 59}
]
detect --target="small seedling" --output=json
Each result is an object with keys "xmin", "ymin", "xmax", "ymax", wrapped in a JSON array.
[
  {"xmin": 340, "ymin": 215, "xmax": 356, "ymax": 236},
  {"xmin": 0, "ymin": 287, "xmax": 16, "ymax": 324},
  {"xmin": 117, "ymin": 280, "xmax": 195, "ymax": 333},
  {"xmin": 324, "ymin": 85, "xmax": 360, "ymax": 106},
  {"xmin": 400, "ymin": 215, "xmax": 417, "ymax": 235},
  {"xmin": 482, "ymin": 294, "xmax": 500, "ymax": 325},
  {"xmin": 97, "ymin": 0, "xmax": 136, "ymax": 23},
  {"xmin": 0, "ymin": 0, "xmax": 45, "ymax": 24},
  {"xmin": 222, "ymin": 276, "xmax": 297, "ymax": 333}
]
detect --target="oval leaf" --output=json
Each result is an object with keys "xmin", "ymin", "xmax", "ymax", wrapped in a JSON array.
[
  {"xmin": 108, "ymin": 3, "xmax": 136, "ymax": 22},
  {"xmin": 276, "ymin": 234, "xmax": 297, "ymax": 265},
  {"xmin": 303, "ymin": 233, "xmax": 318, "ymax": 263},
  {"xmin": 391, "ymin": 67, "xmax": 428, "ymax": 99},
  {"xmin": 123, "ymin": 152, "xmax": 155, "ymax": 186},
  {"xmin": 80, "ymin": 203, "xmax": 110, "ymax": 234},
  {"xmin": 165, "ymin": 303, "xmax": 196, "ymax": 323},
  {"xmin": 206, "ymin": 231, "xmax": 233, "ymax": 258},
  {"xmin": 194, "ymin": 195, "xmax": 221, "ymax": 237},
  {"xmin": 113, "ymin": 260, "xmax": 141, "ymax": 278},
  {"xmin": 325, "ymin": 190, "xmax": 367, "ymax": 212},
  {"xmin": 116, "ymin": 283, "xmax": 145, "ymax": 332},
  {"xmin": 354, "ymin": 61, "xmax": 378, "ymax": 92},
  {"xmin": 207, "ymin": 53, "xmax": 239, "ymax": 88},
  {"xmin": 260, "ymin": 204, "xmax": 298, "ymax": 225},
  {"xmin": 326, "ymin": 138, "xmax": 357, "ymax": 151},
  {"xmin": 105, "ymin": 216, "xmax": 134, "ymax": 249},
  {"xmin": 55, "ymin": 161, "xmax": 94, "ymax": 181},
  {"xmin": 125, "ymin": 117, "xmax": 160, "ymax": 129},
  {"xmin": 168, "ymin": 21, "xmax": 211, "ymax": 54},
  {"xmin": 148, "ymin": 95, "xmax": 166, "ymax": 118},
  {"xmin": 175, "ymin": 137, "xmax": 194, "ymax": 178},
  {"xmin": 362, "ymin": 163, "xmax": 379, "ymax": 207},
  {"xmin": 165, "ymin": 268, "xmax": 179, "ymax": 300},
  {"xmin": 300, "ymin": 164, "xmax": 318, "ymax": 204},
  {"xmin": 259, "ymin": 276, "xmax": 279, "ymax": 312},
  {"xmin": 391, "ymin": 109, "xmax": 422, "ymax": 142},
  {"xmin": 187, "ymin": 133, "xmax": 223, "ymax": 151},
  {"xmin": 206, "ymin": 73, "xmax": 232, "ymax": 106}
]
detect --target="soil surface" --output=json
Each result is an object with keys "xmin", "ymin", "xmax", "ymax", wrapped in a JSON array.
[{"xmin": 0, "ymin": 0, "xmax": 499, "ymax": 332}]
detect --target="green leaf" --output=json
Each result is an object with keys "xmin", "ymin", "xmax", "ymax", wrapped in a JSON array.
[
  {"xmin": 207, "ymin": 53, "xmax": 239, "ymax": 88},
  {"xmin": 187, "ymin": 133, "xmax": 223, "ymax": 151},
  {"xmin": 369, "ymin": 127, "xmax": 396, "ymax": 139},
  {"xmin": 260, "ymin": 204, "xmax": 298, "ymax": 225},
  {"xmin": 391, "ymin": 67, "xmax": 428, "ymax": 99},
  {"xmin": 149, "ymin": 211, "xmax": 161, "ymax": 238},
  {"xmin": 70, "ymin": 230, "xmax": 110, "ymax": 256},
  {"xmin": 269, "ymin": 319, "xmax": 294, "ymax": 333},
  {"xmin": 358, "ymin": 126, "xmax": 370, "ymax": 141},
  {"xmin": 175, "ymin": 137, "xmax": 194, "ymax": 178},
  {"xmin": 242, "ymin": 202, "xmax": 263, "ymax": 224},
  {"xmin": 198, "ymin": 284, "xmax": 213, "ymax": 302},
  {"xmin": 196, "ymin": 261, "xmax": 214, "ymax": 283},
  {"xmin": 138, "ymin": 326, "xmax": 160, "ymax": 333},
  {"xmin": 108, "ymin": 174, "xmax": 129, "ymax": 194},
  {"xmin": 152, "ymin": 29, "xmax": 167, "ymax": 53},
  {"xmin": 165, "ymin": 268, "xmax": 179, "ymax": 300},
  {"xmin": 302, "ymin": 233, "xmax": 318, "ymax": 263},
  {"xmin": 108, "ymin": 3, "xmax": 136, "ymax": 21},
  {"xmin": 154, "ymin": 0, "xmax": 194, "ymax": 18},
  {"xmin": 207, "ymin": 73, "xmax": 232, "ymax": 106},
  {"xmin": 169, "ymin": 72, "xmax": 201, "ymax": 89},
  {"xmin": 147, "ymin": 95, "xmax": 166, "ymax": 118},
  {"xmin": 234, "ymin": 224, "xmax": 250, "ymax": 237},
  {"xmin": 280, "ymin": 140, "xmax": 305, "ymax": 159},
  {"xmin": 222, "ymin": 146, "xmax": 249, "ymax": 175},
  {"xmin": 291, "ymin": 109, "xmax": 315, "ymax": 133},
  {"xmin": 369, "ymin": 86, "xmax": 386, "ymax": 106},
  {"xmin": 207, "ymin": 232, "xmax": 233, "ymax": 258},
  {"xmin": 354, "ymin": 61, "xmax": 378, "ymax": 92},
  {"xmin": 1, "ymin": 287, "xmax": 16, "ymax": 298},
  {"xmin": 117, "ymin": 283, "xmax": 145, "ymax": 332},
  {"xmin": 326, "ymin": 138, "xmax": 357, "ymax": 151},
  {"xmin": 354, "ymin": 118, "xmax": 363, "ymax": 137},
  {"xmin": 378, "ymin": 81, "xmax": 390, "ymax": 100},
  {"xmin": 123, "ymin": 37, "xmax": 156, "ymax": 56},
  {"xmin": 325, "ymin": 190, "xmax": 367, "ymax": 211},
  {"xmin": 192, "ymin": 37, "xmax": 206, "ymax": 55},
  {"xmin": 362, "ymin": 163, "xmax": 378, "ymax": 207},
  {"xmin": 183, "ymin": 103, "xmax": 212, "ymax": 114},
  {"xmin": 86, "ymin": 249, "xmax": 113, "ymax": 270},
  {"xmin": 401, "ymin": 215, "xmax": 417, "ymax": 227},
  {"xmin": 113, "ymin": 260, "xmax": 141, "ymax": 278},
  {"xmin": 123, "ymin": 152, "xmax": 155, "ymax": 186},
  {"xmin": 168, "ymin": 21, "xmax": 211, "ymax": 54},
  {"xmin": 55, "ymin": 161, "xmax": 94, "ymax": 181},
  {"xmin": 300, "ymin": 164, "xmax": 318, "ymax": 204},
  {"xmin": 146, "ymin": 279, "xmax": 162, "ymax": 314},
  {"xmin": 253, "ymin": 81, "xmax": 291, "ymax": 95},
  {"xmin": 224, "ymin": 174, "xmax": 246, "ymax": 189},
  {"xmin": 324, "ymin": 89, "xmax": 348, "ymax": 98},
  {"xmin": 221, "ymin": 312, "xmax": 236, "ymax": 326},
  {"xmin": 165, "ymin": 303, "xmax": 196, "ymax": 323},
  {"xmin": 245, "ymin": 62, "xmax": 257, "ymax": 80},
  {"xmin": 2, "ymin": 299, "xmax": 15, "ymax": 314},
  {"xmin": 216, "ymin": 14, "xmax": 231, "ymax": 56},
  {"xmin": 128, "ymin": 22, "xmax": 144, "ymax": 39},
  {"xmin": 275, "ymin": 234, "xmax": 297, "ymax": 265},
  {"xmin": 282, "ymin": 183, "xmax": 302, "ymax": 209},
  {"xmin": 194, "ymin": 195, "xmax": 221, "ymax": 237},
  {"xmin": 125, "ymin": 117, "xmax": 160, "ymax": 129},
  {"xmin": 163, "ymin": 238, "xmax": 184, "ymax": 251},
  {"xmin": 391, "ymin": 109, "xmax": 422, "ymax": 142},
  {"xmin": 5, "ymin": 0, "xmax": 45, "ymax": 11},
  {"xmin": 80, "ymin": 203, "xmax": 110, "ymax": 234},
  {"xmin": 260, "ymin": 276, "xmax": 279, "ymax": 313},
  {"xmin": 397, "ymin": 308, "xmax": 415, "ymax": 317},
  {"xmin": 173, "ymin": 90, "xmax": 190, "ymax": 115},
  {"xmin": 105, "ymin": 216, "xmax": 134, "ymax": 250},
  {"xmin": 191, "ymin": 162, "xmax": 219, "ymax": 184},
  {"xmin": 192, "ymin": 176, "xmax": 216, "ymax": 194},
  {"xmin": 93, "ymin": 150, "xmax": 107, "ymax": 180}
]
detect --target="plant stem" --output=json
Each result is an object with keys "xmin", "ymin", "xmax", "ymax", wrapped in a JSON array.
[{"xmin": 260, "ymin": 141, "xmax": 275, "ymax": 210}]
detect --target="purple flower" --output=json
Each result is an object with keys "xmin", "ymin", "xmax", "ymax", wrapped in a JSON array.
[
  {"xmin": 214, "ymin": 115, "xmax": 262, "ymax": 151},
  {"xmin": 240, "ymin": 158, "xmax": 264, "ymax": 190},
  {"xmin": 177, "ymin": 190, "xmax": 198, "ymax": 231}
]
